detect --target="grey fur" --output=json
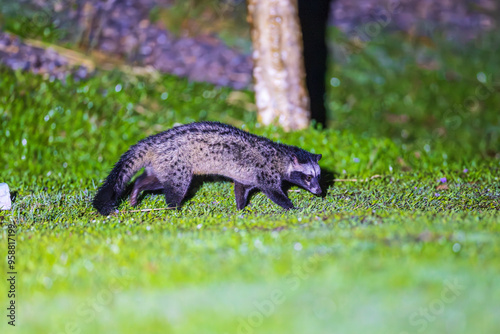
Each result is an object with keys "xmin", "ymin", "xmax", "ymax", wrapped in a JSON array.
[{"xmin": 92, "ymin": 121, "xmax": 322, "ymax": 215}]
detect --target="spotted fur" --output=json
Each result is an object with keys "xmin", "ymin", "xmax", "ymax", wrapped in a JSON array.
[{"xmin": 92, "ymin": 121, "xmax": 322, "ymax": 215}]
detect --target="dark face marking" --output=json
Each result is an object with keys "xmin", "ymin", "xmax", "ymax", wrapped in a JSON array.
[{"xmin": 288, "ymin": 171, "xmax": 322, "ymax": 195}]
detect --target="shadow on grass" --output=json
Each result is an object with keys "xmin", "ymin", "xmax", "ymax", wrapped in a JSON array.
[
  {"xmin": 319, "ymin": 167, "xmax": 338, "ymax": 198},
  {"xmin": 121, "ymin": 167, "xmax": 338, "ymax": 209},
  {"xmin": 10, "ymin": 190, "xmax": 18, "ymax": 203},
  {"xmin": 124, "ymin": 175, "xmax": 233, "ymax": 208}
]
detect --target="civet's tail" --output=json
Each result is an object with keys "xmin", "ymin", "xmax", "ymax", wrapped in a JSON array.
[{"xmin": 92, "ymin": 143, "xmax": 148, "ymax": 216}]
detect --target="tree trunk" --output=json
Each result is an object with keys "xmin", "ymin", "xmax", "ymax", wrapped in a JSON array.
[{"xmin": 247, "ymin": 0, "xmax": 310, "ymax": 131}]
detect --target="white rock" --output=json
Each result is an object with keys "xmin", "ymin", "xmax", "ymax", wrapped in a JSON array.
[{"xmin": 0, "ymin": 183, "xmax": 12, "ymax": 210}]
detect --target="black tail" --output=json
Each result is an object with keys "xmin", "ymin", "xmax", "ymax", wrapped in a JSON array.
[{"xmin": 93, "ymin": 146, "xmax": 146, "ymax": 215}]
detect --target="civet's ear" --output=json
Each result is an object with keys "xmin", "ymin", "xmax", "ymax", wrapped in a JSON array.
[
  {"xmin": 314, "ymin": 154, "xmax": 322, "ymax": 162},
  {"xmin": 292, "ymin": 154, "xmax": 299, "ymax": 166}
]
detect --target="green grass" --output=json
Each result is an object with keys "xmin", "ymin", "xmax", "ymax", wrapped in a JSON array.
[
  {"xmin": 1, "ymin": 29, "xmax": 500, "ymax": 334},
  {"xmin": 0, "ymin": 0, "xmax": 67, "ymax": 42}
]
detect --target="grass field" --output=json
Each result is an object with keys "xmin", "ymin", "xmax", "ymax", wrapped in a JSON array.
[{"xmin": 0, "ymin": 29, "xmax": 499, "ymax": 334}]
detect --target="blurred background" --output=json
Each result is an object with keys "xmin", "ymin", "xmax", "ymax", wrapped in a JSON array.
[{"xmin": 0, "ymin": 0, "xmax": 497, "ymax": 87}]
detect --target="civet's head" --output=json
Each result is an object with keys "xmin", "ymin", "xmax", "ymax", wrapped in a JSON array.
[{"xmin": 287, "ymin": 151, "xmax": 322, "ymax": 195}]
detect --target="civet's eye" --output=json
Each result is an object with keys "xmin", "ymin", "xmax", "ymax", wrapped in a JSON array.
[{"xmin": 305, "ymin": 175, "xmax": 312, "ymax": 182}]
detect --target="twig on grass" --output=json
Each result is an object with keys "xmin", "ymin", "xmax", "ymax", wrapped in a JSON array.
[
  {"xmin": 334, "ymin": 174, "xmax": 384, "ymax": 182},
  {"xmin": 118, "ymin": 207, "xmax": 176, "ymax": 214}
]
